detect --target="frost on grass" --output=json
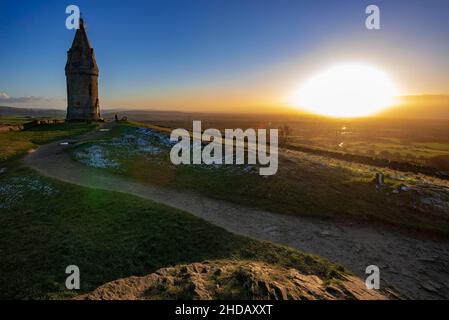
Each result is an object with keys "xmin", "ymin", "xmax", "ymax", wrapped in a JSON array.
[
  {"xmin": 74, "ymin": 127, "xmax": 258, "ymax": 175},
  {"xmin": 0, "ymin": 177, "xmax": 58, "ymax": 209},
  {"xmin": 101, "ymin": 128, "xmax": 176, "ymax": 154},
  {"xmin": 74, "ymin": 145, "xmax": 119, "ymax": 169},
  {"xmin": 103, "ymin": 127, "xmax": 176, "ymax": 153},
  {"xmin": 104, "ymin": 134, "xmax": 162, "ymax": 154},
  {"xmin": 74, "ymin": 127, "xmax": 176, "ymax": 169},
  {"xmin": 136, "ymin": 127, "xmax": 176, "ymax": 147}
]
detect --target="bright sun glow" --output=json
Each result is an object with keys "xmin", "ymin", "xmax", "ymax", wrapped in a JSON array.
[{"xmin": 287, "ymin": 64, "xmax": 398, "ymax": 117}]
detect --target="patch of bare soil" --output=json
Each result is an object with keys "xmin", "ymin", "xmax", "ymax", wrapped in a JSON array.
[{"xmin": 75, "ymin": 260, "xmax": 390, "ymax": 300}]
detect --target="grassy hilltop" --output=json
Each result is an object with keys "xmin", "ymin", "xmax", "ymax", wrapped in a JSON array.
[{"xmin": 0, "ymin": 167, "xmax": 344, "ymax": 299}]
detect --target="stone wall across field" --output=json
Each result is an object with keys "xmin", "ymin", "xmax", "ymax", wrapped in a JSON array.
[
  {"xmin": 0, "ymin": 119, "xmax": 65, "ymax": 132},
  {"xmin": 0, "ymin": 124, "xmax": 23, "ymax": 132}
]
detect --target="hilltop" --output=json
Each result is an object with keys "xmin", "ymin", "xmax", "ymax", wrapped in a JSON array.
[{"xmin": 0, "ymin": 106, "xmax": 65, "ymax": 119}]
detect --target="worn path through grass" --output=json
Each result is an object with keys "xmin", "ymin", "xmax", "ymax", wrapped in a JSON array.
[{"xmin": 0, "ymin": 122, "xmax": 98, "ymax": 162}]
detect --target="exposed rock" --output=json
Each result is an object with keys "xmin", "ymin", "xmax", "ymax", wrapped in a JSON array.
[{"xmin": 75, "ymin": 260, "xmax": 390, "ymax": 300}]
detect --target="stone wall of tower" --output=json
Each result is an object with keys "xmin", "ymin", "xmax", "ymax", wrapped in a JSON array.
[{"xmin": 66, "ymin": 73, "xmax": 100, "ymax": 121}]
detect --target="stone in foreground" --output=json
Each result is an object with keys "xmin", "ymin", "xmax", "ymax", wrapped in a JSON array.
[{"xmin": 75, "ymin": 260, "xmax": 392, "ymax": 300}]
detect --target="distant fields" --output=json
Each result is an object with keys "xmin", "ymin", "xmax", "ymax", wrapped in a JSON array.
[
  {"xmin": 131, "ymin": 114, "xmax": 449, "ymax": 171},
  {"xmin": 277, "ymin": 118, "xmax": 449, "ymax": 170},
  {"xmin": 0, "ymin": 122, "xmax": 97, "ymax": 162},
  {"xmin": 287, "ymin": 139, "xmax": 449, "ymax": 171}
]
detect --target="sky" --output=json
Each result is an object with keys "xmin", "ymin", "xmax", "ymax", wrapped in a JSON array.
[{"xmin": 1, "ymin": 0, "xmax": 449, "ymax": 113}]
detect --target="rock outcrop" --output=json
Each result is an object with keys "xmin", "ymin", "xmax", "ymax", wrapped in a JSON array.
[{"xmin": 76, "ymin": 260, "xmax": 390, "ymax": 300}]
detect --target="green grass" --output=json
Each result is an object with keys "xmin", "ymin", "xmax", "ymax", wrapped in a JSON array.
[
  {"xmin": 0, "ymin": 116, "xmax": 33, "ymax": 125},
  {"xmin": 0, "ymin": 122, "xmax": 98, "ymax": 162},
  {"xmin": 0, "ymin": 168, "xmax": 345, "ymax": 299},
  {"xmin": 70, "ymin": 123, "xmax": 449, "ymax": 238},
  {"xmin": 125, "ymin": 159, "xmax": 449, "ymax": 236},
  {"xmin": 344, "ymin": 141, "xmax": 449, "ymax": 160},
  {"xmin": 290, "ymin": 137, "xmax": 449, "ymax": 165}
]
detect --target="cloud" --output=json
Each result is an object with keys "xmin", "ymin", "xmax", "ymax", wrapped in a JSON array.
[
  {"xmin": 0, "ymin": 92, "xmax": 10, "ymax": 100},
  {"xmin": 0, "ymin": 92, "xmax": 51, "ymax": 104}
]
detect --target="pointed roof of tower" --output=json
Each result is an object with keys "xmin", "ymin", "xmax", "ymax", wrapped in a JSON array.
[
  {"xmin": 70, "ymin": 16, "xmax": 92, "ymax": 50},
  {"xmin": 65, "ymin": 15, "xmax": 99, "ymax": 75}
]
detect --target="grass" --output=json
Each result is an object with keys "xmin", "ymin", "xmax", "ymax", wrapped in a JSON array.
[
  {"xmin": 287, "ymin": 137, "xmax": 449, "ymax": 167},
  {"xmin": 69, "ymin": 122, "xmax": 449, "ymax": 238},
  {"xmin": 0, "ymin": 167, "xmax": 345, "ymax": 299},
  {"xmin": 0, "ymin": 116, "xmax": 33, "ymax": 125},
  {"xmin": 0, "ymin": 122, "xmax": 98, "ymax": 162},
  {"xmin": 126, "ymin": 159, "xmax": 449, "ymax": 236},
  {"xmin": 342, "ymin": 141, "xmax": 449, "ymax": 160}
]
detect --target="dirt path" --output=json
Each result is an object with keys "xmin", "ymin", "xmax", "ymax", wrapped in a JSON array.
[{"xmin": 23, "ymin": 123, "xmax": 449, "ymax": 299}]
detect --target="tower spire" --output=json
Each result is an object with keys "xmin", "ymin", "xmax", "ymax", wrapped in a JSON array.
[
  {"xmin": 79, "ymin": 13, "xmax": 85, "ymax": 28},
  {"xmin": 70, "ymin": 14, "xmax": 91, "ymax": 51}
]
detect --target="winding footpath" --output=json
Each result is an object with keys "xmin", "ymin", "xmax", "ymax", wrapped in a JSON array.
[{"xmin": 23, "ymin": 123, "xmax": 449, "ymax": 299}]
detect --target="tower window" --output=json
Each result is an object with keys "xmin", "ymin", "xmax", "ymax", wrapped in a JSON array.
[{"xmin": 89, "ymin": 84, "xmax": 92, "ymax": 97}]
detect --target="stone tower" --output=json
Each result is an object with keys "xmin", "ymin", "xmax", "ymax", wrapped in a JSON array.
[{"xmin": 65, "ymin": 17, "xmax": 101, "ymax": 121}]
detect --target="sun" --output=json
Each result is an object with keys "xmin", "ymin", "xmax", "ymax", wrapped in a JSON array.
[{"xmin": 287, "ymin": 64, "xmax": 398, "ymax": 117}]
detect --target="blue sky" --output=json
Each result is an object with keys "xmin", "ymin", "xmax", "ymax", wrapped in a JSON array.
[{"xmin": 1, "ymin": 0, "xmax": 449, "ymax": 111}]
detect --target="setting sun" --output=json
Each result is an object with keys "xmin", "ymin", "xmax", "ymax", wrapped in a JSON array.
[{"xmin": 287, "ymin": 64, "xmax": 398, "ymax": 117}]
